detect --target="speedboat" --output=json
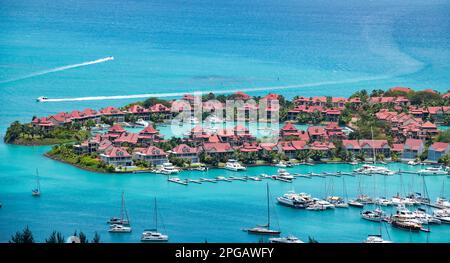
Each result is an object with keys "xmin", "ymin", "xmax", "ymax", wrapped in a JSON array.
[
  {"xmin": 361, "ymin": 208, "xmax": 384, "ymax": 222},
  {"xmin": 108, "ymin": 224, "xmax": 132, "ymax": 233},
  {"xmin": 269, "ymin": 235, "xmax": 303, "ymax": 243},
  {"xmin": 36, "ymin": 96, "xmax": 48, "ymax": 102},
  {"xmin": 418, "ymin": 167, "xmax": 448, "ymax": 175},
  {"xmin": 363, "ymin": 235, "xmax": 392, "ymax": 243},
  {"xmin": 225, "ymin": 159, "xmax": 246, "ymax": 171},
  {"xmin": 348, "ymin": 200, "xmax": 364, "ymax": 208},
  {"xmin": 160, "ymin": 162, "xmax": 179, "ymax": 175}
]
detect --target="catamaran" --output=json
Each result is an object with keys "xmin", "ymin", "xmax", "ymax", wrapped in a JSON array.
[
  {"xmin": 245, "ymin": 183, "xmax": 281, "ymax": 235},
  {"xmin": 269, "ymin": 235, "xmax": 303, "ymax": 243},
  {"xmin": 108, "ymin": 192, "xmax": 131, "ymax": 229},
  {"xmin": 363, "ymin": 234, "xmax": 392, "ymax": 243},
  {"xmin": 277, "ymin": 191, "xmax": 312, "ymax": 208},
  {"xmin": 141, "ymin": 197, "xmax": 169, "ymax": 242},
  {"xmin": 31, "ymin": 168, "xmax": 41, "ymax": 197},
  {"xmin": 225, "ymin": 159, "xmax": 246, "ymax": 171}
]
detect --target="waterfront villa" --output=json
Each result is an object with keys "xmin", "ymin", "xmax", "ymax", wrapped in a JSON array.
[
  {"xmin": 133, "ymin": 146, "xmax": 168, "ymax": 166},
  {"xmin": 100, "ymin": 147, "xmax": 133, "ymax": 167},
  {"xmin": 427, "ymin": 142, "xmax": 450, "ymax": 163},
  {"xmin": 171, "ymin": 144, "xmax": 200, "ymax": 163},
  {"xmin": 401, "ymin": 139, "xmax": 425, "ymax": 161}
]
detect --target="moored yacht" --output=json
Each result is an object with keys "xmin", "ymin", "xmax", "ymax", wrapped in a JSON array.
[
  {"xmin": 225, "ymin": 159, "xmax": 246, "ymax": 171},
  {"xmin": 108, "ymin": 224, "xmax": 132, "ymax": 233},
  {"xmin": 361, "ymin": 208, "xmax": 385, "ymax": 222},
  {"xmin": 277, "ymin": 169, "xmax": 294, "ymax": 180},
  {"xmin": 141, "ymin": 197, "xmax": 169, "ymax": 242},
  {"xmin": 277, "ymin": 191, "xmax": 312, "ymax": 208},
  {"xmin": 269, "ymin": 235, "xmax": 303, "ymax": 243},
  {"xmin": 354, "ymin": 165, "xmax": 394, "ymax": 175},
  {"xmin": 363, "ymin": 235, "xmax": 392, "ymax": 243},
  {"xmin": 433, "ymin": 209, "xmax": 450, "ymax": 224},
  {"xmin": 160, "ymin": 162, "xmax": 180, "ymax": 175},
  {"xmin": 418, "ymin": 166, "xmax": 448, "ymax": 175}
]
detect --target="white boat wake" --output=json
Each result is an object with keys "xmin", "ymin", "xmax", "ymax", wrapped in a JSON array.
[
  {"xmin": 0, "ymin": 56, "xmax": 114, "ymax": 84},
  {"xmin": 39, "ymin": 74, "xmax": 390, "ymax": 102}
]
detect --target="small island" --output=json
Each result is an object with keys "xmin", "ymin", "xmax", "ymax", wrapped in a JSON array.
[{"xmin": 4, "ymin": 87, "xmax": 450, "ymax": 173}]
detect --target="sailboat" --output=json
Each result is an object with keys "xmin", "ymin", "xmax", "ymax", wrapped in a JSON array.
[
  {"xmin": 108, "ymin": 192, "xmax": 132, "ymax": 233},
  {"xmin": 31, "ymin": 168, "xmax": 41, "ymax": 197},
  {"xmin": 141, "ymin": 197, "xmax": 169, "ymax": 242},
  {"xmin": 245, "ymin": 183, "xmax": 281, "ymax": 235}
]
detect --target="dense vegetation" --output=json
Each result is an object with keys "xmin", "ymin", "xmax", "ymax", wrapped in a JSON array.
[
  {"xmin": 9, "ymin": 226, "xmax": 100, "ymax": 243},
  {"xmin": 46, "ymin": 144, "xmax": 115, "ymax": 173},
  {"xmin": 4, "ymin": 121, "xmax": 90, "ymax": 145}
]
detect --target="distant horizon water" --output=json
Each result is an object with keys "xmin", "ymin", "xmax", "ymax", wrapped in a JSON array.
[{"xmin": 1, "ymin": 0, "xmax": 450, "ymax": 243}]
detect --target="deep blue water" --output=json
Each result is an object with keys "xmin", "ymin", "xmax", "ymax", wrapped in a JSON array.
[{"xmin": 0, "ymin": 0, "xmax": 450, "ymax": 242}]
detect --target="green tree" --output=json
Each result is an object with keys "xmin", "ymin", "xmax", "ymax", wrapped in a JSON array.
[
  {"xmin": 45, "ymin": 231, "xmax": 65, "ymax": 243},
  {"xmin": 91, "ymin": 232, "xmax": 101, "ymax": 243},
  {"xmin": 10, "ymin": 226, "xmax": 34, "ymax": 243}
]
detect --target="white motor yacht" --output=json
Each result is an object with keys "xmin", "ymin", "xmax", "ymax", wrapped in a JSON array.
[
  {"xmin": 354, "ymin": 165, "xmax": 394, "ymax": 175},
  {"xmin": 433, "ymin": 209, "xmax": 450, "ymax": 224},
  {"xmin": 277, "ymin": 169, "xmax": 294, "ymax": 180},
  {"xmin": 160, "ymin": 162, "xmax": 180, "ymax": 175},
  {"xmin": 135, "ymin": 118, "xmax": 149, "ymax": 127},
  {"xmin": 225, "ymin": 159, "xmax": 246, "ymax": 171},
  {"xmin": 418, "ymin": 167, "xmax": 448, "ymax": 175}
]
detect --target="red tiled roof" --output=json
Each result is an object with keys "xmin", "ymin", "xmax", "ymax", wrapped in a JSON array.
[
  {"xmin": 140, "ymin": 125, "xmax": 159, "ymax": 134},
  {"xmin": 259, "ymin": 143, "xmax": 278, "ymax": 151},
  {"xmin": 359, "ymin": 140, "xmax": 389, "ymax": 149},
  {"xmin": 404, "ymin": 139, "xmax": 424, "ymax": 151},
  {"xmin": 139, "ymin": 146, "xmax": 167, "ymax": 156},
  {"xmin": 234, "ymin": 91, "xmax": 252, "ymax": 100},
  {"xmin": 307, "ymin": 126, "xmax": 326, "ymax": 136},
  {"xmin": 342, "ymin": 140, "xmax": 360, "ymax": 149},
  {"xmin": 202, "ymin": 142, "xmax": 233, "ymax": 153},
  {"xmin": 108, "ymin": 124, "xmax": 126, "ymax": 134},
  {"xmin": 114, "ymin": 132, "xmax": 139, "ymax": 145},
  {"xmin": 391, "ymin": 144, "xmax": 404, "ymax": 152},
  {"xmin": 281, "ymin": 122, "xmax": 298, "ymax": 131},
  {"xmin": 421, "ymin": 121, "xmax": 437, "ymax": 129},
  {"xmin": 172, "ymin": 144, "xmax": 198, "ymax": 154},
  {"xmin": 105, "ymin": 147, "xmax": 130, "ymax": 158},
  {"xmin": 430, "ymin": 142, "xmax": 449, "ymax": 152}
]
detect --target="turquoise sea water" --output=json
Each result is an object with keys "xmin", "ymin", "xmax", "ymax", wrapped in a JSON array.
[{"xmin": 1, "ymin": 0, "xmax": 450, "ymax": 242}]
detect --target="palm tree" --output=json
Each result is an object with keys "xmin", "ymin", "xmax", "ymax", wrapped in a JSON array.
[
  {"xmin": 10, "ymin": 226, "xmax": 34, "ymax": 243},
  {"xmin": 45, "ymin": 231, "xmax": 65, "ymax": 243}
]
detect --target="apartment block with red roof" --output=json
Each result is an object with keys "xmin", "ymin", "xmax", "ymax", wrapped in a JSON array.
[
  {"xmin": 427, "ymin": 142, "xmax": 450, "ymax": 163},
  {"xmin": 98, "ymin": 106, "xmax": 125, "ymax": 122},
  {"xmin": 359, "ymin": 139, "xmax": 391, "ymax": 159},
  {"xmin": 307, "ymin": 126, "xmax": 327, "ymax": 141},
  {"xmin": 137, "ymin": 125, "xmax": 163, "ymax": 146},
  {"xmin": 133, "ymin": 146, "xmax": 169, "ymax": 166},
  {"xmin": 402, "ymin": 139, "xmax": 425, "ymax": 160},
  {"xmin": 125, "ymin": 105, "xmax": 150, "ymax": 120},
  {"xmin": 171, "ymin": 144, "xmax": 200, "ymax": 163},
  {"xmin": 100, "ymin": 147, "xmax": 133, "ymax": 167},
  {"xmin": 202, "ymin": 142, "xmax": 233, "ymax": 159}
]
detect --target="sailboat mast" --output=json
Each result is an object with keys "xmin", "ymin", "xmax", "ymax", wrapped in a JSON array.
[
  {"xmin": 154, "ymin": 197, "xmax": 158, "ymax": 231},
  {"xmin": 36, "ymin": 168, "xmax": 40, "ymax": 192},
  {"xmin": 121, "ymin": 191, "xmax": 124, "ymax": 221},
  {"xmin": 266, "ymin": 183, "xmax": 270, "ymax": 228},
  {"xmin": 371, "ymin": 127, "xmax": 376, "ymax": 164}
]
